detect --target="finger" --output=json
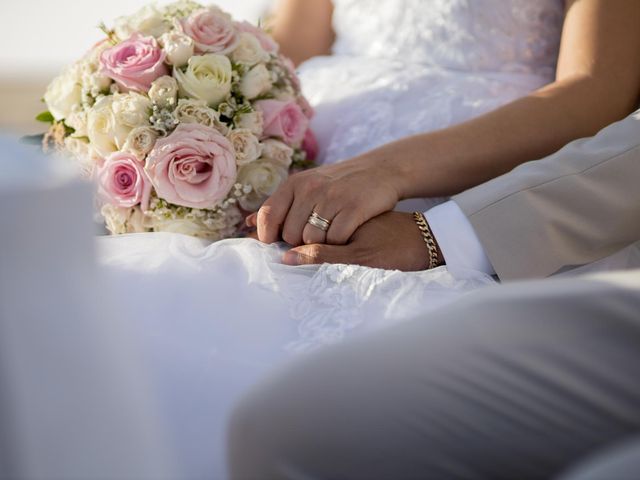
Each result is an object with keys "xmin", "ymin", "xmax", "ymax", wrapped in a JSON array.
[
  {"xmin": 325, "ymin": 209, "xmax": 364, "ymax": 245},
  {"xmin": 302, "ymin": 204, "xmax": 338, "ymax": 245},
  {"xmin": 282, "ymin": 243, "xmax": 349, "ymax": 266},
  {"xmin": 302, "ymin": 221, "xmax": 326, "ymax": 245},
  {"xmin": 245, "ymin": 212, "xmax": 257, "ymax": 227},
  {"xmin": 281, "ymin": 197, "xmax": 317, "ymax": 246},
  {"xmin": 257, "ymin": 184, "xmax": 294, "ymax": 244},
  {"xmin": 245, "ymin": 230, "xmax": 259, "ymax": 240}
]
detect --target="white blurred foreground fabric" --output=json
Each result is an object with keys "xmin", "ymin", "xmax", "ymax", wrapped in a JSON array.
[{"xmin": 0, "ymin": 139, "xmax": 175, "ymax": 479}]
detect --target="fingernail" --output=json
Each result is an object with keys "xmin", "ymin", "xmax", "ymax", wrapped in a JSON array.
[
  {"xmin": 245, "ymin": 213, "xmax": 257, "ymax": 227},
  {"xmin": 282, "ymin": 251, "xmax": 299, "ymax": 266}
]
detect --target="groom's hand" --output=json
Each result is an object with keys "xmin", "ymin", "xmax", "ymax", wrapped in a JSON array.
[{"xmin": 282, "ymin": 212, "xmax": 442, "ymax": 271}]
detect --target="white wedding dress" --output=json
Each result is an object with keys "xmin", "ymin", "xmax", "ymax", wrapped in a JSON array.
[{"xmin": 97, "ymin": 0, "xmax": 569, "ymax": 477}]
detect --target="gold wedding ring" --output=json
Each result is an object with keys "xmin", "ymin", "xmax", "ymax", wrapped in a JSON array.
[{"xmin": 307, "ymin": 211, "xmax": 332, "ymax": 232}]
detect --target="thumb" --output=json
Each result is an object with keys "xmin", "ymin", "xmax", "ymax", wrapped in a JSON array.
[{"xmin": 282, "ymin": 243, "xmax": 350, "ymax": 266}]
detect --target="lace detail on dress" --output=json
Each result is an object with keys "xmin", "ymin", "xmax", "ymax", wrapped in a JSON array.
[
  {"xmin": 299, "ymin": 0, "xmax": 565, "ymax": 165},
  {"xmin": 283, "ymin": 263, "xmax": 495, "ymax": 354},
  {"xmin": 331, "ymin": 0, "xmax": 564, "ymax": 76}
]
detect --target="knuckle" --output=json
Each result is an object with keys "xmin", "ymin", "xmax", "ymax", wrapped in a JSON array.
[
  {"xmin": 282, "ymin": 229, "xmax": 300, "ymax": 246},
  {"xmin": 327, "ymin": 230, "xmax": 350, "ymax": 245}
]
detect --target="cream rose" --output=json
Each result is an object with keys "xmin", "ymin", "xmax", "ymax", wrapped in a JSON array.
[
  {"xmin": 227, "ymin": 128, "xmax": 262, "ymax": 166},
  {"xmin": 87, "ymin": 93, "xmax": 151, "ymax": 157},
  {"xmin": 87, "ymin": 96, "xmax": 119, "ymax": 156},
  {"xmin": 65, "ymin": 108, "xmax": 88, "ymax": 137},
  {"xmin": 114, "ymin": 5, "xmax": 168, "ymax": 40},
  {"xmin": 260, "ymin": 139, "xmax": 293, "ymax": 169},
  {"xmin": 239, "ymin": 64, "xmax": 273, "ymax": 100},
  {"xmin": 101, "ymin": 205, "xmax": 148, "ymax": 234},
  {"xmin": 231, "ymin": 32, "xmax": 269, "ymax": 66},
  {"xmin": 112, "ymin": 92, "xmax": 152, "ymax": 143},
  {"xmin": 234, "ymin": 110, "xmax": 263, "ymax": 137},
  {"xmin": 123, "ymin": 126, "xmax": 157, "ymax": 160},
  {"xmin": 148, "ymin": 75, "xmax": 179, "ymax": 108},
  {"xmin": 44, "ymin": 65, "xmax": 82, "ymax": 120},
  {"xmin": 237, "ymin": 158, "xmax": 289, "ymax": 211},
  {"xmin": 63, "ymin": 136, "xmax": 99, "ymax": 178},
  {"xmin": 174, "ymin": 54, "xmax": 232, "ymax": 107},
  {"xmin": 159, "ymin": 29, "xmax": 195, "ymax": 68},
  {"xmin": 174, "ymin": 99, "xmax": 228, "ymax": 134}
]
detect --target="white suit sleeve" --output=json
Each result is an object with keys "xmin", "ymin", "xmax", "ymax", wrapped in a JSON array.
[{"xmin": 424, "ymin": 200, "xmax": 495, "ymax": 275}]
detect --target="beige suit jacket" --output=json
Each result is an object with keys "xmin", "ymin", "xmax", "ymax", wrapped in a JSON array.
[{"xmin": 453, "ymin": 109, "xmax": 640, "ymax": 281}]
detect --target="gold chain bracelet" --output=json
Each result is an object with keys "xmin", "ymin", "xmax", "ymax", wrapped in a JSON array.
[{"xmin": 412, "ymin": 212, "xmax": 440, "ymax": 270}]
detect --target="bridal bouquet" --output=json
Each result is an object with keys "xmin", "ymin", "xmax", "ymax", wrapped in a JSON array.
[{"xmin": 37, "ymin": 0, "xmax": 318, "ymax": 240}]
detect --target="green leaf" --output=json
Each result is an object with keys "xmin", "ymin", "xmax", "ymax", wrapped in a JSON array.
[
  {"xmin": 35, "ymin": 111, "xmax": 55, "ymax": 124},
  {"xmin": 19, "ymin": 134, "xmax": 45, "ymax": 146},
  {"xmin": 63, "ymin": 122, "xmax": 75, "ymax": 136}
]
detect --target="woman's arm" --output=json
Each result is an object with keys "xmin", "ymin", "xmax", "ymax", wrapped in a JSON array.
[
  {"xmin": 383, "ymin": 0, "xmax": 640, "ymax": 199},
  {"xmin": 256, "ymin": 0, "xmax": 640, "ymax": 246},
  {"xmin": 269, "ymin": 0, "xmax": 335, "ymax": 65}
]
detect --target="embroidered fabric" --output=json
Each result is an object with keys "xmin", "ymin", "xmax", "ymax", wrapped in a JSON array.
[{"xmin": 299, "ymin": 0, "xmax": 565, "ymax": 164}]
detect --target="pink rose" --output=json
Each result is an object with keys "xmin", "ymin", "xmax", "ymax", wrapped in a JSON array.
[
  {"xmin": 236, "ymin": 21, "xmax": 278, "ymax": 54},
  {"xmin": 182, "ymin": 8, "xmax": 238, "ymax": 54},
  {"xmin": 97, "ymin": 151, "xmax": 151, "ymax": 209},
  {"xmin": 100, "ymin": 34, "xmax": 168, "ymax": 92},
  {"xmin": 255, "ymin": 99, "xmax": 309, "ymax": 146},
  {"xmin": 297, "ymin": 95, "xmax": 315, "ymax": 120},
  {"xmin": 302, "ymin": 129, "xmax": 319, "ymax": 162},
  {"xmin": 145, "ymin": 123, "xmax": 237, "ymax": 209}
]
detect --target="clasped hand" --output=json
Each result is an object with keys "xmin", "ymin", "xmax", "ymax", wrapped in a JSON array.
[{"xmin": 246, "ymin": 157, "xmax": 432, "ymax": 271}]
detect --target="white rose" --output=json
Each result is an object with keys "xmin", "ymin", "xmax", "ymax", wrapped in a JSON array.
[
  {"xmin": 101, "ymin": 205, "xmax": 148, "ymax": 234},
  {"xmin": 174, "ymin": 54, "xmax": 232, "ymax": 107},
  {"xmin": 159, "ymin": 30, "xmax": 194, "ymax": 68},
  {"xmin": 174, "ymin": 98, "xmax": 228, "ymax": 134},
  {"xmin": 237, "ymin": 158, "xmax": 289, "ymax": 211},
  {"xmin": 65, "ymin": 108, "xmax": 88, "ymax": 137},
  {"xmin": 231, "ymin": 32, "xmax": 270, "ymax": 66},
  {"xmin": 235, "ymin": 110, "xmax": 263, "ymax": 137},
  {"xmin": 123, "ymin": 126, "xmax": 157, "ymax": 160},
  {"xmin": 63, "ymin": 136, "xmax": 99, "ymax": 177},
  {"xmin": 239, "ymin": 64, "xmax": 272, "ymax": 100},
  {"xmin": 112, "ymin": 93, "xmax": 152, "ymax": 132},
  {"xmin": 148, "ymin": 75, "xmax": 179, "ymax": 108},
  {"xmin": 44, "ymin": 65, "xmax": 82, "ymax": 120},
  {"xmin": 114, "ymin": 5, "xmax": 168, "ymax": 40},
  {"xmin": 87, "ymin": 96, "xmax": 118, "ymax": 157},
  {"xmin": 260, "ymin": 139, "xmax": 293, "ymax": 168},
  {"xmin": 227, "ymin": 128, "xmax": 262, "ymax": 166},
  {"xmin": 112, "ymin": 93, "xmax": 152, "ymax": 148},
  {"xmin": 87, "ymin": 93, "xmax": 151, "ymax": 157}
]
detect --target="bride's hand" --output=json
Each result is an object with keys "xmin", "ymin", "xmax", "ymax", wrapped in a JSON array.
[{"xmin": 247, "ymin": 155, "xmax": 404, "ymax": 246}]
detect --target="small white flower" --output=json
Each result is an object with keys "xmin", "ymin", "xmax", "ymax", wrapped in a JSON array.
[
  {"xmin": 159, "ymin": 29, "xmax": 195, "ymax": 68},
  {"xmin": 101, "ymin": 205, "xmax": 148, "ymax": 234},
  {"xmin": 227, "ymin": 128, "xmax": 262, "ymax": 166},
  {"xmin": 123, "ymin": 126, "xmax": 158, "ymax": 160},
  {"xmin": 174, "ymin": 98, "xmax": 228, "ymax": 134},
  {"xmin": 114, "ymin": 5, "xmax": 169, "ymax": 40},
  {"xmin": 239, "ymin": 63, "xmax": 272, "ymax": 100},
  {"xmin": 44, "ymin": 64, "xmax": 82, "ymax": 120},
  {"xmin": 148, "ymin": 75, "xmax": 179, "ymax": 108},
  {"xmin": 231, "ymin": 32, "xmax": 270, "ymax": 67},
  {"xmin": 234, "ymin": 110, "xmax": 263, "ymax": 137},
  {"xmin": 87, "ymin": 93, "xmax": 151, "ymax": 157},
  {"xmin": 260, "ymin": 139, "xmax": 293, "ymax": 168},
  {"xmin": 237, "ymin": 158, "xmax": 289, "ymax": 211}
]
